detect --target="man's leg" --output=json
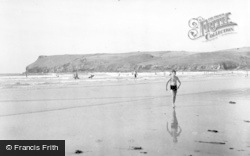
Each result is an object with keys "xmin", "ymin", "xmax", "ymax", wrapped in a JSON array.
[
  {"xmin": 173, "ymin": 90, "xmax": 177, "ymax": 106},
  {"xmin": 172, "ymin": 90, "xmax": 177, "ymax": 107},
  {"xmin": 174, "ymin": 91, "xmax": 177, "ymax": 103}
]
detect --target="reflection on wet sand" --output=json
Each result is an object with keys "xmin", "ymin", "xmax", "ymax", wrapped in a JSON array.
[{"xmin": 167, "ymin": 108, "xmax": 182, "ymax": 143}]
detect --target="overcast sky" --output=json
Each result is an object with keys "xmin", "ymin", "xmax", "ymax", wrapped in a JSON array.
[{"xmin": 0, "ymin": 0, "xmax": 249, "ymax": 73}]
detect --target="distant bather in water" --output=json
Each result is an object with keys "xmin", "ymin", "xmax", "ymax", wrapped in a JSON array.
[
  {"xmin": 88, "ymin": 75, "xmax": 94, "ymax": 79},
  {"xmin": 74, "ymin": 71, "xmax": 79, "ymax": 79}
]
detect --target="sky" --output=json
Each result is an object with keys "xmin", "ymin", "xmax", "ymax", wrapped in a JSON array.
[{"xmin": 0, "ymin": 0, "xmax": 249, "ymax": 73}]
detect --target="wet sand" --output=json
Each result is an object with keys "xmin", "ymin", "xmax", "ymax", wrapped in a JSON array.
[{"xmin": 0, "ymin": 74, "xmax": 250, "ymax": 156}]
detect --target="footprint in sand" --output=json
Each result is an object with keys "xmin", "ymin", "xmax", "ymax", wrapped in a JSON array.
[
  {"xmin": 208, "ymin": 129, "xmax": 219, "ymax": 133},
  {"xmin": 96, "ymin": 139, "xmax": 103, "ymax": 143},
  {"xmin": 229, "ymin": 101, "xmax": 236, "ymax": 104},
  {"xmin": 129, "ymin": 146, "xmax": 143, "ymax": 150},
  {"xmin": 75, "ymin": 150, "xmax": 92, "ymax": 154},
  {"xmin": 75, "ymin": 150, "xmax": 83, "ymax": 154}
]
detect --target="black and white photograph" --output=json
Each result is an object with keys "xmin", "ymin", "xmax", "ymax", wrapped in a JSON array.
[{"xmin": 0, "ymin": 0, "xmax": 250, "ymax": 155}]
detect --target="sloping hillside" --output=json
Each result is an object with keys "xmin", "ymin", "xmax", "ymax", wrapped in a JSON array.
[{"xmin": 26, "ymin": 47, "xmax": 250, "ymax": 73}]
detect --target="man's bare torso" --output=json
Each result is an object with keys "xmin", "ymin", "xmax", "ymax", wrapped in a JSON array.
[{"xmin": 170, "ymin": 76, "xmax": 178, "ymax": 86}]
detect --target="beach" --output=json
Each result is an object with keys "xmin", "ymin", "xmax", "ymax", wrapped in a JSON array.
[{"xmin": 0, "ymin": 72, "xmax": 250, "ymax": 156}]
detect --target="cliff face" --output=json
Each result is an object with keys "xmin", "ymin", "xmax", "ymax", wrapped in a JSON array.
[{"xmin": 26, "ymin": 47, "xmax": 250, "ymax": 73}]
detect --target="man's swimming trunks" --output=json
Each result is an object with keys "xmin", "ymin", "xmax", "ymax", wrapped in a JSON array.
[{"xmin": 170, "ymin": 85, "xmax": 177, "ymax": 91}]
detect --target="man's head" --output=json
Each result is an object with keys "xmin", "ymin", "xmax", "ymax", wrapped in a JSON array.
[{"xmin": 171, "ymin": 70, "xmax": 176, "ymax": 76}]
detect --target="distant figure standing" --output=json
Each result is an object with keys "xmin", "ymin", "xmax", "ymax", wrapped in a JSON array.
[
  {"xmin": 25, "ymin": 67, "xmax": 28, "ymax": 78},
  {"xmin": 167, "ymin": 108, "xmax": 182, "ymax": 143},
  {"xmin": 134, "ymin": 71, "xmax": 138, "ymax": 79},
  {"xmin": 74, "ymin": 71, "xmax": 79, "ymax": 79},
  {"xmin": 166, "ymin": 70, "xmax": 181, "ymax": 108}
]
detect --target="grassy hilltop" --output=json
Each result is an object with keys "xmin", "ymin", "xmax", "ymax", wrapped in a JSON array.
[{"xmin": 26, "ymin": 47, "xmax": 250, "ymax": 73}]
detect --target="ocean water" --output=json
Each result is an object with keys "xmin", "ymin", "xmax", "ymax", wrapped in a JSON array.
[
  {"xmin": 0, "ymin": 71, "xmax": 249, "ymax": 118},
  {"xmin": 0, "ymin": 71, "xmax": 248, "ymax": 89}
]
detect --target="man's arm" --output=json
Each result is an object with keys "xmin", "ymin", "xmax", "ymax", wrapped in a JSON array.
[
  {"xmin": 166, "ymin": 79, "xmax": 170, "ymax": 91},
  {"xmin": 177, "ymin": 77, "xmax": 181, "ymax": 89}
]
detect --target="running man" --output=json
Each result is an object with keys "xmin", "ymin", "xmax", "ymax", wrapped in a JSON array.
[{"xmin": 166, "ymin": 70, "xmax": 181, "ymax": 108}]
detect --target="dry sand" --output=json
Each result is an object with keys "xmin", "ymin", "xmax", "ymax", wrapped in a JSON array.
[{"xmin": 0, "ymin": 73, "xmax": 250, "ymax": 156}]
